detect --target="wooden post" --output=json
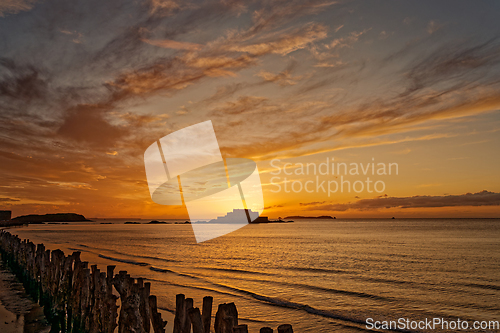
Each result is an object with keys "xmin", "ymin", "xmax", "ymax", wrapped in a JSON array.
[
  {"xmin": 90, "ymin": 265, "xmax": 100, "ymax": 333},
  {"xmin": 183, "ymin": 297, "xmax": 193, "ymax": 333},
  {"xmin": 202, "ymin": 296, "xmax": 213, "ymax": 333},
  {"xmin": 60, "ymin": 252, "xmax": 74, "ymax": 332},
  {"xmin": 97, "ymin": 271, "xmax": 107, "ymax": 333},
  {"xmin": 188, "ymin": 307, "xmax": 204, "ymax": 333},
  {"xmin": 173, "ymin": 294, "xmax": 185, "ymax": 333},
  {"xmin": 277, "ymin": 324, "xmax": 293, "ymax": 333},
  {"xmin": 149, "ymin": 295, "xmax": 167, "ymax": 333},
  {"xmin": 105, "ymin": 265, "xmax": 118, "ymax": 333},
  {"xmin": 139, "ymin": 280, "xmax": 151, "ymax": 333},
  {"xmin": 67, "ymin": 251, "xmax": 80, "ymax": 332},
  {"xmin": 214, "ymin": 303, "xmax": 238, "ymax": 333},
  {"xmin": 82, "ymin": 267, "xmax": 91, "ymax": 332},
  {"xmin": 113, "ymin": 271, "xmax": 144, "ymax": 333}
]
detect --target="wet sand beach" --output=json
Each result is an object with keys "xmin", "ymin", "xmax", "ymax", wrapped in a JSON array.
[{"xmin": 0, "ymin": 255, "xmax": 50, "ymax": 333}]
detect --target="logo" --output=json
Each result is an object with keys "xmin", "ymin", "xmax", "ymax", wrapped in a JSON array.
[{"xmin": 144, "ymin": 120, "xmax": 264, "ymax": 243}]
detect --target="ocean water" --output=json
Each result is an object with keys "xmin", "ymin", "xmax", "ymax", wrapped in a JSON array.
[{"xmin": 7, "ymin": 219, "xmax": 500, "ymax": 332}]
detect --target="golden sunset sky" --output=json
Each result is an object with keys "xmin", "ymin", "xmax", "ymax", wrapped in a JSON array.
[{"xmin": 0, "ymin": 0, "xmax": 499, "ymax": 218}]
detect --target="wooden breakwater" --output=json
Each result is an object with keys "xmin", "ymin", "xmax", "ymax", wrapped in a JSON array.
[{"xmin": 0, "ymin": 231, "xmax": 294, "ymax": 333}]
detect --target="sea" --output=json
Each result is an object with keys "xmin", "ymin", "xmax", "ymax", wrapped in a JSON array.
[{"xmin": 6, "ymin": 218, "xmax": 500, "ymax": 333}]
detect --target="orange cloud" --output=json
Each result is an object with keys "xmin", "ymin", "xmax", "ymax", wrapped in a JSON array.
[
  {"xmin": 229, "ymin": 23, "xmax": 328, "ymax": 56},
  {"xmin": 142, "ymin": 38, "xmax": 203, "ymax": 50},
  {"xmin": 0, "ymin": 0, "xmax": 37, "ymax": 16},
  {"xmin": 303, "ymin": 190, "xmax": 500, "ymax": 211}
]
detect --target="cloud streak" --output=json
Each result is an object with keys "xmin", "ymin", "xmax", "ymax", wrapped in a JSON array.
[
  {"xmin": 142, "ymin": 38, "xmax": 203, "ymax": 50},
  {"xmin": 304, "ymin": 191, "xmax": 500, "ymax": 211},
  {"xmin": 0, "ymin": 0, "xmax": 37, "ymax": 16}
]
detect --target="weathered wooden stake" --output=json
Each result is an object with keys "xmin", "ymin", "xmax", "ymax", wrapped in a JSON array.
[
  {"xmin": 173, "ymin": 293, "xmax": 185, "ymax": 333},
  {"xmin": 183, "ymin": 297, "xmax": 194, "ymax": 333},
  {"xmin": 277, "ymin": 324, "xmax": 294, "ymax": 333},
  {"xmin": 188, "ymin": 307, "xmax": 204, "ymax": 333},
  {"xmin": 149, "ymin": 295, "xmax": 167, "ymax": 333},
  {"xmin": 105, "ymin": 265, "xmax": 118, "ymax": 333},
  {"xmin": 202, "ymin": 296, "xmax": 213, "ymax": 333},
  {"xmin": 214, "ymin": 302, "xmax": 238, "ymax": 333},
  {"xmin": 260, "ymin": 328, "xmax": 274, "ymax": 333},
  {"xmin": 139, "ymin": 279, "xmax": 151, "ymax": 333}
]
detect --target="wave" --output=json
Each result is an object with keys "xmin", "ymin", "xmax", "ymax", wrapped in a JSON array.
[
  {"xmin": 102, "ymin": 249, "xmax": 180, "ymax": 264},
  {"xmin": 464, "ymin": 282, "xmax": 500, "ymax": 291},
  {"xmin": 67, "ymin": 242, "xmax": 181, "ymax": 265},
  {"xmin": 97, "ymin": 248, "xmax": 181, "ymax": 264},
  {"xmin": 99, "ymin": 254, "xmax": 149, "ymax": 266},
  {"xmin": 149, "ymin": 266, "xmax": 200, "ymax": 280},
  {"xmin": 207, "ymin": 284, "xmax": 413, "ymax": 332},
  {"xmin": 194, "ymin": 266, "xmax": 277, "ymax": 277},
  {"xmin": 66, "ymin": 244, "xmax": 180, "ymax": 269},
  {"xmin": 146, "ymin": 276, "xmax": 241, "ymax": 299},
  {"xmin": 283, "ymin": 266, "xmax": 350, "ymax": 275},
  {"xmin": 147, "ymin": 266, "xmax": 410, "ymax": 332},
  {"xmin": 286, "ymin": 282, "xmax": 392, "ymax": 302},
  {"xmin": 129, "ymin": 254, "xmax": 180, "ymax": 263},
  {"xmin": 149, "ymin": 267, "xmax": 172, "ymax": 273},
  {"xmin": 150, "ymin": 265, "xmax": 392, "ymax": 302},
  {"xmin": 68, "ymin": 247, "xmax": 87, "ymax": 253}
]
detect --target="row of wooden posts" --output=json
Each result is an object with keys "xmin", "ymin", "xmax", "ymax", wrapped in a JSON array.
[{"xmin": 0, "ymin": 230, "xmax": 294, "ymax": 333}]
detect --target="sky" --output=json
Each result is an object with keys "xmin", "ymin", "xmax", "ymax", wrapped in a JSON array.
[{"xmin": 0, "ymin": 0, "xmax": 499, "ymax": 219}]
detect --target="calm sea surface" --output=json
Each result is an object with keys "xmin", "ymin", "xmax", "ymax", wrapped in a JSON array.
[{"xmin": 7, "ymin": 219, "xmax": 500, "ymax": 332}]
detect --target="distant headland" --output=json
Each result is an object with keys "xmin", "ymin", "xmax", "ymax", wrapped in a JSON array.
[
  {"xmin": 10, "ymin": 213, "xmax": 91, "ymax": 224},
  {"xmin": 284, "ymin": 215, "xmax": 335, "ymax": 219}
]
